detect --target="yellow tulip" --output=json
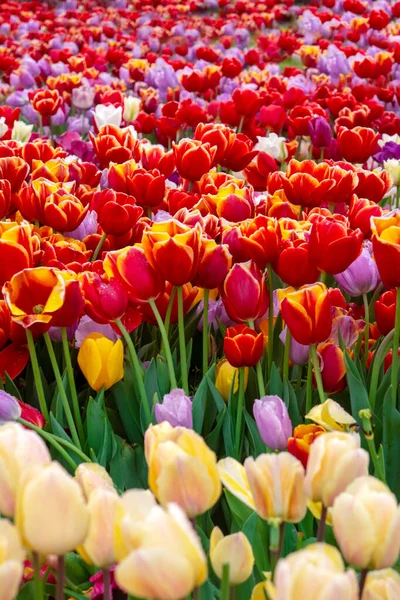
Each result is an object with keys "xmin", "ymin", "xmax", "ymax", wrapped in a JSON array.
[
  {"xmin": 210, "ymin": 527, "xmax": 254, "ymax": 585},
  {"xmin": 144, "ymin": 422, "xmax": 221, "ymax": 518},
  {"xmin": 215, "ymin": 360, "xmax": 248, "ymax": 403},
  {"xmin": 305, "ymin": 431, "xmax": 369, "ymax": 507},
  {"xmin": 16, "ymin": 462, "xmax": 90, "ymax": 556},
  {"xmin": 0, "ymin": 423, "xmax": 50, "ymax": 517},
  {"xmin": 77, "ymin": 333, "xmax": 124, "ymax": 391},
  {"xmin": 0, "ymin": 519, "xmax": 25, "ymax": 600},
  {"xmin": 113, "ymin": 489, "xmax": 157, "ymax": 561},
  {"xmin": 269, "ymin": 543, "xmax": 358, "ymax": 600},
  {"xmin": 217, "ymin": 456, "xmax": 255, "ymax": 509},
  {"xmin": 115, "ymin": 503, "xmax": 208, "ymax": 600},
  {"xmin": 362, "ymin": 569, "xmax": 400, "ymax": 599},
  {"xmin": 306, "ymin": 399, "xmax": 356, "ymax": 432},
  {"xmin": 332, "ymin": 476, "xmax": 400, "ymax": 570},
  {"xmin": 78, "ymin": 489, "xmax": 121, "ymax": 568},
  {"xmin": 75, "ymin": 462, "xmax": 116, "ymax": 501}
]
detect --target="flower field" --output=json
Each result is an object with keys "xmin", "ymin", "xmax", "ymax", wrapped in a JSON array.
[{"xmin": 2, "ymin": 0, "xmax": 400, "ymax": 598}]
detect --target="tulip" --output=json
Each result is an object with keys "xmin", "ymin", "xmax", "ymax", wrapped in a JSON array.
[
  {"xmin": 220, "ymin": 261, "xmax": 268, "ymax": 323},
  {"xmin": 270, "ymin": 543, "xmax": 358, "ymax": 600},
  {"xmin": 280, "ymin": 283, "xmax": 332, "ymax": 346},
  {"xmin": 279, "ymin": 327, "xmax": 310, "ymax": 365},
  {"xmin": 155, "ymin": 389, "xmax": 193, "ymax": 429},
  {"xmin": 94, "ymin": 104, "xmax": 122, "ymax": 130},
  {"xmin": 308, "ymin": 116, "xmax": 332, "ymax": 149},
  {"xmin": 305, "ymin": 431, "xmax": 369, "ymax": 508},
  {"xmin": 113, "ymin": 488, "xmax": 158, "ymax": 561},
  {"xmin": 253, "ymin": 396, "xmax": 292, "ymax": 451},
  {"xmin": 115, "ymin": 503, "xmax": 207, "ymax": 600},
  {"xmin": 0, "ymin": 391, "xmax": 21, "ymax": 424},
  {"xmin": 144, "ymin": 422, "xmax": 221, "ymax": 518},
  {"xmin": 276, "ymin": 238, "xmax": 320, "ymax": 288},
  {"xmin": 173, "ymin": 139, "xmax": 216, "ymax": 183},
  {"xmin": 287, "ymin": 424, "xmax": 326, "ymax": 469},
  {"xmin": 306, "ymin": 399, "xmax": 356, "ymax": 433},
  {"xmin": 75, "ymin": 463, "xmax": 116, "ymax": 501},
  {"xmin": 332, "ymin": 476, "xmax": 400, "ymax": 570},
  {"xmin": 90, "ymin": 125, "xmax": 140, "ymax": 169},
  {"xmin": 108, "ymin": 163, "xmax": 166, "ymax": 210},
  {"xmin": 371, "ymin": 212, "xmax": 400, "ymax": 289},
  {"xmin": 191, "ymin": 238, "xmax": 232, "ymax": 290},
  {"xmin": 0, "ymin": 519, "xmax": 25, "ymax": 600},
  {"xmin": 337, "ymin": 126, "xmax": 379, "ymax": 164},
  {"xmin": 317, "ymin": 342, "xmax": 346, "ymax": 394},
  {"xmin": 375, "ymin": 289, "xmax": 396, "ymax": 335},
  {"xmin": 224, "ymin": 324, "xmax": 264, "ymax": 368},
  {"xmin": 80, "ymin": 272, "xmax": 128, "ymax": 324},
  {"xmin": 202, "ymin": 182, "xmax": 254, "ymax": 222},
  {"xmin": 0, "ymin": 423, "xmax": 50, "ymax": 517},
  {"xmin": 30, "ymin": 89, "xmax": 62, "ymax": 117},
  {"xmin": 349, "ymin": 196, "xmax": 383, "ymax": 238},
  {"xmin": 16, "ymin": 462, "xmax": 90, "ymax": 555},
  {"xmin": 17, "ymin": 400, "xmax": 45, "ymax": 429},
  {"xmin": 124, "ymin": 97, "xmax": 141, "ymax": 123},
  {"xmin": 11, "ymin": 120, "xmax": 33, "ymax": 143},
  {"xmin": 78, "ymin": 488, "xmax": 121, "ymax": 568},
  {"xmin": 215, "ymin": 359, "xmax": 248, "ymax": 403},
  {"xmin": 77, "ymin": 333, "xmax": 124, "ymax": 391},
  {"xmin": 281, "ymin": 160, "xmax": 335, "ymax": 208},
  {"xmin": 384, "ymin": 159, "xmax": 400, "ymax": 186},
  {"xmin": 309, "ymin": 215, "xmax": 363, "ymax": 275},
  {"xmin": 255, "ymin": 132, "xmax": 288, "ymax": 162},
  {"xmin": 210, "ymin": 527, "xmax": 254, "ymax": 585},
  {"xmin": 334, "ymin": 245, "xmax": 380, "ymax": 297},
  {"xmin": 91, "ymin": 189, "xmax": 143, "ymax": 237},
  {"xmin": 362, "ymin": 569, "xmax": 400, "ymax": 600}
]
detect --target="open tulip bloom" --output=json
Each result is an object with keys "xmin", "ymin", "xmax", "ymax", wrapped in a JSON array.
[{"xmin": 2, "ymin": 1, "xmax": 400, "ymax": 599}]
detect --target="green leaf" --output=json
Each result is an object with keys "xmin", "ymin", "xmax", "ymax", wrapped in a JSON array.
[
  {"xmin": 205, "ymin": 408, "xmax": 226, "ymax": 452},
  {"xmin": 112, "ymin": 380, "xmax": 142, "ymax": 444},
  {"xmin": 242, "ymin": 512, "xmax": 269, "ymax": 574},
  {"xmin": 282, "ymin": 523, "xmax": 298, "ymax": 557},
  {"xmin": 268, "ymin": 363, "xmax": 283, "ymax": 397},
  {"xmin": 86, "ymin": 396, "xmax": 112, "ymax": 468},
  {"xmin": 4, "ymin": 371, "xmax": 22, "ymax": 400},
  {"xmin": 283, "ymin": 377, "xmax": 301, "ymax": 426},
  {"xmin": 344, "ymin": 352, "xmax": 370, "ymax": 424},
  {"xmin": 225, "ymin": 489, "xmax": 253, "ymax": 527},
  {"xmin": 222, "ymin": 409, "xmax": 235, "ymax": 458},
  {"xmin": 192, "ymin": 375, "xmax": 209, "ymax": 433},
  {"xmin": 244, "ymin": 410, "xmax": 265, "ymax": 457},
  {"xmin": 383, "ymin": 390, "xmax": 400, "ymax": 500},
  {"xmin": 206, "ymin": 374, "xmax": 225, "ymax": 413},
  {"xmin": 121, "ymin": 443, "xmax": 148, "ymax": 490}
]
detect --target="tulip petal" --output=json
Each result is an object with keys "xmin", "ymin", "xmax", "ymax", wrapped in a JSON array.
[{"xmin": 218, "ymin": 457, "xmax": 255, "ymax": 510}]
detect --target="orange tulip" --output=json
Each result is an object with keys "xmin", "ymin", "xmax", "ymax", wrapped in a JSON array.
[
  {"xmin": 287, "ymin": 424, "xmax": 326, "ymax": 468},
  {"xmin": 280, "ymin": 283, "xmax": 332, "ymax": 346},
  {"xmin": 173, "ymin": 139, "xmax": 216, "ymax": 183}
]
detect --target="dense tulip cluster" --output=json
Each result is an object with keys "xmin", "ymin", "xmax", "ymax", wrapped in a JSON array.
[{"xmin": 1, "ymin": 0, "xmax": 400, "ymax": 598}]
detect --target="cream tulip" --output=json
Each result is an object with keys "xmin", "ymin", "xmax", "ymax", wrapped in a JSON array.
[
  {"xmin": 210, "ymin": 527, "xmax": 254, "ymax": 585},
  {"xmin": 304, "ymin": 431, "xmax": 369, "ymax": 507},
  {"xmin": 113, "ymin": 489, "xmax": 157, "ymax": 561},
  {"xmin": 362, "ymin": 569, "xmax": 400, "ymax": 600},
  {"xmin": 16, "ymin": 462, "xmax": 90, "ymax": 556},
  {"xmin": 75, "ymin": 462, "xmax": 116, "ymax": 500},
  {"xmin": 332, "ymin": 476, "xmax": 400, "ymax": 570},
  {"xmin": 0, "ymin": 519, "xmax": 25, "ymax": 600},
  {"xmin": 0, "ymin": 422, "xmax": 50, "ymax": 517}
]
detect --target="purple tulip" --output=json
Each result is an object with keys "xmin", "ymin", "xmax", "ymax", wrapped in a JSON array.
[
  {"xmin": 253, "ymin": 395, "xmax": 292, "ymax": 451},
  {"xmin": 0, "ymin": 391, "xmax": 21, "ymax": 425},
  {"xmin": 75, "ymin": 316, "xmax": 120, "ymax": 349},
  {"xmin": 334, "ymin": 244, "xmax": 380, "ymax": 297},
  {"xmin": 279, "ymin": 327, "xmax": 310, "ymax": 366},
  {"xmin": 308, "ymin": 116, "xmax": 332, "ymax": 149},
  {"xmin": 155, "ymin": 389, "xmax": 193, "ymax": 429}
]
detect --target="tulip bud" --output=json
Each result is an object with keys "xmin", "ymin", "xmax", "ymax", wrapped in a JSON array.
[
  {"xmin": 210, "ymin": 527, "xmax": 254, "ymax": 585},
  {"xmin": 75, "ymin": 462, "xmax": 116, "ymax": 501},
  {"xmin": 215, "ymin": 360, "xmax": 248, "ymax": 403},
  {"xmin": 224, "ymin": 324, "xmax": 264, "ymax": 368},
  {"xmin": 305, "ymin": 431, "xmax": 369, "ymax": 507},
  {"xmin": 94, "ymin": 104, "xmax": 122, "ymax": 130},
  {"xmin": 155, "ymin": 389, "xmax": 193, "ymax": 429},
  {"xmin": 0, "ymin": 423, "xmax": 50, "ymax": 517},
  {"xmin": 123, "ymin": 97, "xmax": 141, "ymax": 123},
  {"xmin": 0, "ymin": 391, "xmax": 21, "ymax": 424},
  {"xmin": 253, "ymin": 396, "xmax": 292, "ymax": 451},
  {"xmin": 11, "ymin": 121, "xmax": 33, "ymax": 143},
  {"xmin": 16, "ymin": 462, "xmax": 90, "ymax": 556},
  {"xmin": 145, "ymin": 423, "xmax": 221, "ymax": 518},
  {"xmin": 78, "ymin": 489, "xmax": 121, "ymax": 568},
  {"xmin": 334, "ymin": 244, "xmax": 380, "ymax": 297},
  {"xmin": 362, "ymin": 569, "xmax": 400, "ymax": 600},
  {"xmin": 77, "ymin": 333, "xmax": 124, "ymax": 391},
  {"xmin": 384, "ymin": 159, "xmax": 400, "ymax": 186},
  {"xmin": 0, "ymin": 519, "xmax": 25, "ymax": 600},
  {"xmin": 72, "ymin": 85, "xmax": 95, "ymax": 111},
  {"xmin": 332, "ymin": 476, "xmax": 400, "ymax": 570}
]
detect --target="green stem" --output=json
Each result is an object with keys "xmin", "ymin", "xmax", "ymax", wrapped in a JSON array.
[
  {"xmin": 363, "ymin": 293, "xmax": 370, "ymax": 367},
  {"xmin": 305, "ymin": 358, "xmax": 313, "ymax": 415},
  {"xmin": 317, "ymin": 506, "xmax": 327, "ymax": 542},
  {"xmin": 61, "ymin": 328, "xmax": 84, "ymax": 445},
  {"xmin": 310, "ymin": 344, "xmax": 325, "ymax": 404},
  {"xmin": 391, "ymin": 287, "xmax": 400, "ymax": 407},
  {"xmin": 18, "ymin": 421, "xmax": 78, "ymax": 470},
  {"xmin": 56, "ymin": 556, "xmax": 65, "ymax": 600},
  {"xmin": 267, "ymin": 264, "xmax": 274, "ymax": 376},
  {"xmin": 149, "ymin": 299, "xmax": 177, "ymax": 389},
  {"xmin": 396, "ymin": 185, "xmax": 400, "ymax": 210},
  {"xmin": 248, "ymin": 319, "xmax": 265, "ymax": 397},
  {"xmin": 237, "ymin": 115, "xmax": 245, "ymax": 134},
  {"xmin": 32, "ymin": 552, "xmax": 42, "ymax": 600},
  {"xmin": 91, "ymin": 232, "xmax": 107, "ymax": 262},
  {"xmin": 18, "ymin": 418, "xmax": 91, "ymax": 464},
  {"xmin": 234, "ymin": 367, "xmax": 245, "ymax": 459},
  {"xmin": 115, "ymin": 319, "xmax": 151, "ymax": 426},
  {"xmin": 26, "ymin": 329, "xmax": 49, "ymax": 422},
  {"xmin": 43, "ymin": 333, "xmax": 81, "ymax": 450},
  {"xmin": 164, "ymin": 288, "xmax": 176, "ymax": 338},
  {"xmin": 269, "ymin": 520, "xmax": 285, "ymax": 580},
  {"xmin": 103, "ymin": 568, "xmax": 112, "ymax": 600},
  {"xmin": 202, "ymin": 289, "xmax": 209, "ymax": 377},
  {"xmin": 177, "ymin": 286, "xmax": 189, "ymax": 394},
  {"xmin": 283, "ymin": 330, "xmax": 291, "ymax": 381},
  {"xmin": 360, "ymin": 409, "xmax": 386, "ymax": 482},
  {"xmin": 369, "ymin": 330, "xmax": 394, "ymax": 410},
  {"xmin": 220, "ymin": 563, "xmax": 230, "ymax": 600}
]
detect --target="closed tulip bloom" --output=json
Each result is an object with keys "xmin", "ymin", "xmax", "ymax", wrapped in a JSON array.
[
  {"xmin": 79, "ymin": 272, "xmax": 128, "ymax": 324},
  {"xmin": 145, "ymin": 422, "xmax": 221, "ymax": 518},
  {"xmin": 75, "ymin": 462, "xmax": 116, "ymax": 501},
  {"xmin": 305, "ymin": 431, "xmax": 369, "ymax": 508},
  {"xmin": 215, "ymin": 360, "xmax": 248, "ymax": 403},
  {"xmin": 173, "ymin": 139, "xmax": 216, "ymax": 182},
  {"xmin": 0, "ymin": 391, "xmax": 21, "ymax": 425},
  {"xmin": 317, "ymin": 342, "xmax": 346, "ymax": 394},
  {"xmin": 220, "ymin": 261, "xmax": 268, "ymax": 323},
  {"xmin": 77, "ymin": 333, "xmax": 124, "ymax": 391},
  {"xmin": 192, "ymin": 238, "xmax": 232, "ymax": 290},
  {"xmin": 280, "ymin": 283, "xmax": 332, "ymax": 346},
  {"xmin": 271, "ymin": 543, "xmax": 358, "ymax": 600},
  {"xmin": 309, "ymin": 215, "xmax": 363, "ymax": 275},
  {"xmin": 244, "ymin": 452, "xmax": 307, "ymax": 523},
  {"xmin": 224, "ymin": 324, "xmax": 264, "ymax": 368},
  {"xmin": 16, "ymin": 462, "xmax": 90, "ymax": 555},
  {"xmin": 375, "ymin": 289, "xmax": 396, "ymax": 335},
  {"xmin": 287, "ymin": 424, "xmax": 326, "ymax": 469},
  {"xmin": 308, "ymin": 116, "xmax": 332, "ymax": 149},
  {"xmin": 337, "ymin": 126, "xmax": 379, "ymax": 164},
  {"xmin": 253, "ymin": 396, "xmax": 292, "ymax": 451},
  {"xmin": 210, "ymin": 527, "xmax": 254, "ymax": 585},
  {"xmin": 371, "ymin": 212, "xmax": 400, "ymax": 288},
  {"xmin": 0, "ymin": 519, "xmax": 25, "ymax": 600},
  {"xmin": 94, "ymin": 104, "xmax": 122, "ymax": 130},
  {"xmin": 90, "ymin": 189, "xmax": 143, "ymax": 236},
  {"xmin": 332, "ymin": 476, "xmax": 400, "ymax": 570},
  {"xmin": 155, "ymin": 389, "xmax": 193, "ymax": 429},
  {"xmin": 0, "ymin": 423, "xmax": 50, "ymax": 517},
  {"xmin": 362, "ymin": 569, "xmax": 400, "ymax": 600},
  {"xmin": 72, "ymin": 85, "xmax": 95, "ymax": 110},
  {"xmin": 334, "ymin": 245, "xmax": 380, "ymax": 297},
  {"xmin": 78, "ymin": 488, "xmax": 121, "ymax": 568}
]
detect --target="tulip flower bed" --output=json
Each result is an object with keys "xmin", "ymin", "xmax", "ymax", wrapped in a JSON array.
[{"xmin": 3, "ymin": 0, "xmax": 400, "ymax": 598}]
